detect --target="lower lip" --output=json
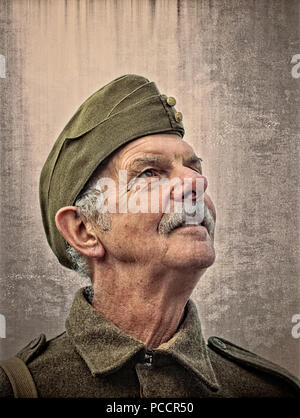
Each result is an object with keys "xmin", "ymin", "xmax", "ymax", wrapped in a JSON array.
[{"xmin": 173, "ymin": 225, "xmax": 208, "ymax": 234}]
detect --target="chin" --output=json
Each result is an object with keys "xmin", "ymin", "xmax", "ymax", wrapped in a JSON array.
[
  {"xmin": 189, "ymin": 251, "xmax": 216, "ymax": 270},
  {"xmin": 170, "ymin": 245, "xmax": 216, "ymax": 271}
]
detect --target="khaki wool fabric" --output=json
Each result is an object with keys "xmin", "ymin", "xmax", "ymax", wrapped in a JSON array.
[
  {"xmin": 0, "ymin": 287, "xmax": 299, "ymax": 398},
  {"xmin": 39, "ymin": 74, "xmax": 185, "ymax": 270}
]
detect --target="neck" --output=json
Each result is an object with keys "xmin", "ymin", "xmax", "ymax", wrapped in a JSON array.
[{"xmin": 91, "ymin": 262, "xmax": 203, "ymax": 349}]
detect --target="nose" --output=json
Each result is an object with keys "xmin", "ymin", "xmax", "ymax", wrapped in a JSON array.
[{"xmin": 170, "ymin": 167, "xmax": 208, "ymax": 202}]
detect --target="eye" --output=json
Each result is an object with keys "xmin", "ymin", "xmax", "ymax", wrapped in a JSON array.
[
  {"xmin": 138, "ymin": 169, "xmax": 159, "ymax": 178},
  {"xmin": 187, "ymin": 164, "xmax": 202, "ymax": 175},
  {"xmin": 191, "ymin": 167, "xmax": 203, "ymax": 175}
]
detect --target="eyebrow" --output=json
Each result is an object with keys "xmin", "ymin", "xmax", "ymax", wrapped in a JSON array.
[
  {"xmin": 184, "ymin": 155, "xmax": 203, "ymax": 166},
  {"xmin": 127, "ymin": 154, "xmax": 203, "ymax": 174},
  {"xmin": 126, "ymin": 156, "xmax": 171, "ymax": 173}
]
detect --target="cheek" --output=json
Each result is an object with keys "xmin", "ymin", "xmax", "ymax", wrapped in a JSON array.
[
  {"xmin": 111, "ymin": 212, "xmax": 162, "ymax": 234},
  {"xmin": 100, "ymin": 213, "xmax": 167, "ymax": 263}
]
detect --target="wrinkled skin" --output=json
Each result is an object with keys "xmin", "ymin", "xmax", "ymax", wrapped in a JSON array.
[{"xmin": 56, "ymin": 134, "xmax": 217, "ymax": 348}]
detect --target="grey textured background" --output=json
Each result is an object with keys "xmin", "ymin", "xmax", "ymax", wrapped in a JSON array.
[{"xmin": 0, "ymin": 0, "xmax": 299, "ymax": 378}]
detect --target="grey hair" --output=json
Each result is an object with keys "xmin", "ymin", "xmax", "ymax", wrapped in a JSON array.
[{"xmin": 66, "ymin": 165, "xmax": 110, "ymax": 280}]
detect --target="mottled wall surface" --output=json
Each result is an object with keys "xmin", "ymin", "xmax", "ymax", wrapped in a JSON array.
[{"xmin": 0, "ymin": 0, "xmax": 299, "ymax": 379}]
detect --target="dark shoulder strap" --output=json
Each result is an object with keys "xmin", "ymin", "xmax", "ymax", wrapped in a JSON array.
[
  {"xmin": 0, "ymin": 357, "xmax": 38, "ymax": 398},
  {"xmin": 208, "ymin": 336, "xmax": 300, "ymax": 393}
]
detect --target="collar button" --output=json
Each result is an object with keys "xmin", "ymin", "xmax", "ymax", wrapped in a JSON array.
[{"xmin": 144, "ymin": 350, "xmax": 153, "ymax": 366}]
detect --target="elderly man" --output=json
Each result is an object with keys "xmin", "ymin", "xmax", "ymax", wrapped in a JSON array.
[{"xmin": 0, "ymin": 75, "xmax": 299, "ymax": 398}]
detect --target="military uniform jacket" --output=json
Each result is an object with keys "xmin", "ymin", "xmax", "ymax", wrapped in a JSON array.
[{"xmin": 1, "ymin": 287, "xmax": 299, "ymax": 398}]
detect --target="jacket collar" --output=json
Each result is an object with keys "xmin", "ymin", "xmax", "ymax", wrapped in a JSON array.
[{"xmin": 66, "ymin": 287, "xmax": 219, "ymax": 392}]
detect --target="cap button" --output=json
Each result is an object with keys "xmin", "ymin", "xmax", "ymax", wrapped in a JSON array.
[
  {"xmin": 167, "ymin": 96, "xmax": 176, "ymax": 107},
  {"xmin": 175, "ymin": 111, "xmax": 183, "ymax": 122}
]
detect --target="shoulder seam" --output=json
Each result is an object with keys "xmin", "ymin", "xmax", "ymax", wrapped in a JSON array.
[{"xmin": 16, "ymin": 334, "xmax": 47, "ymax": 364}]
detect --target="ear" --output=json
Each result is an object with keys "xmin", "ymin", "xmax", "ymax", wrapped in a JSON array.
[{"xmin": 55, "ymin": 206, "xmax": 105, "ymax": 259}]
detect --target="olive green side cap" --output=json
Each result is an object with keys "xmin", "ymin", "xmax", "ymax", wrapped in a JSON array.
[{"xmin": 39, "ymin": 74, "xmax": 185, "ymax": 270}]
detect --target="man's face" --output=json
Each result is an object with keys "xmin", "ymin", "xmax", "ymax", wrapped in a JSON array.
[{"xmin": 93, "ymin": 134, "xmax": 216, "ymax": 275}]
